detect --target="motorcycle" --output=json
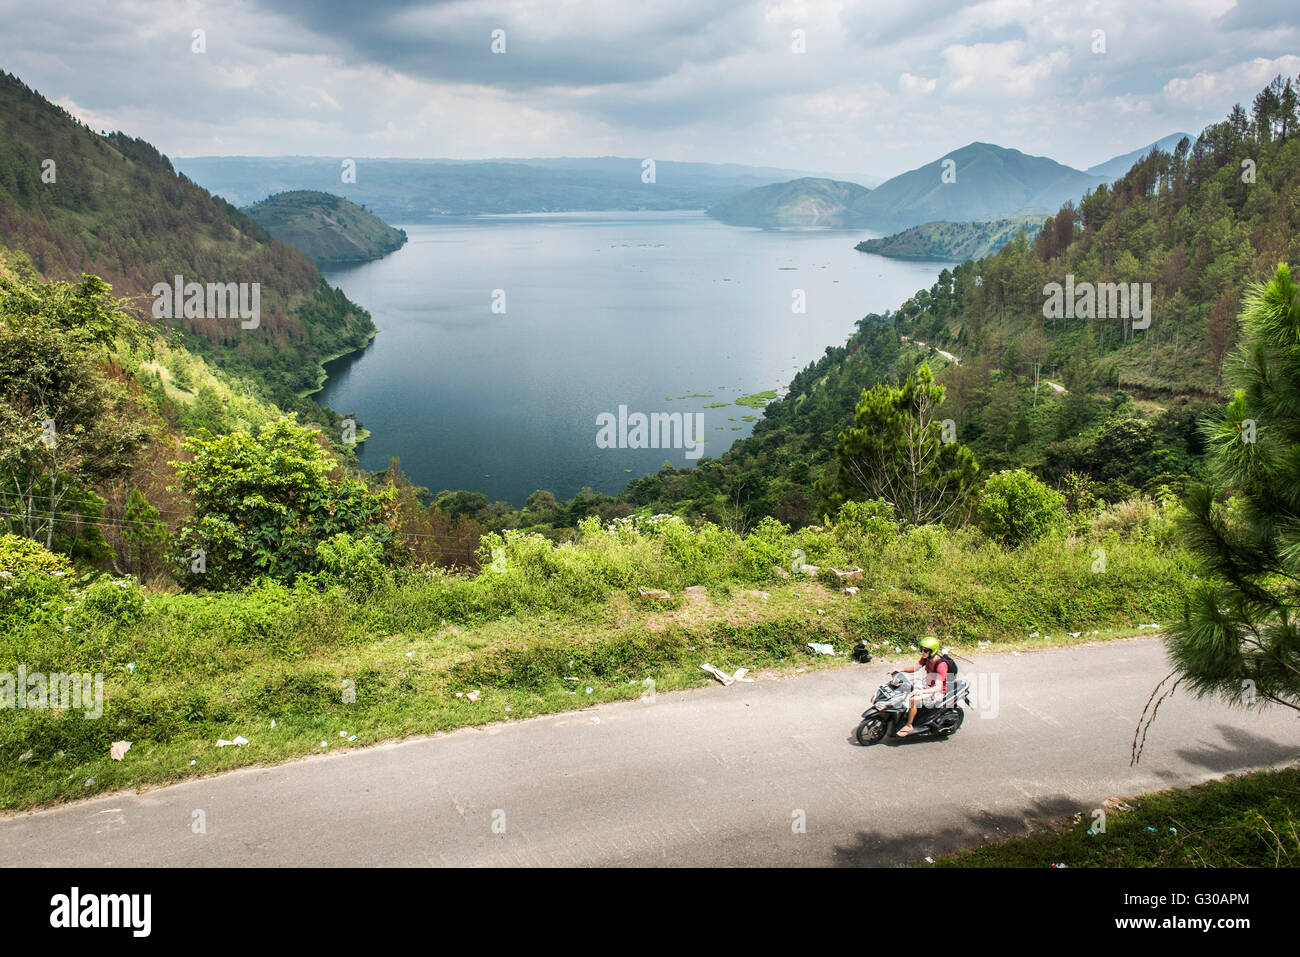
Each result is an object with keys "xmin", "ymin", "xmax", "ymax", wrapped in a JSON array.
[{"xmin": 855, "ymin": 671, "xmax": 970, "ymax": 745}]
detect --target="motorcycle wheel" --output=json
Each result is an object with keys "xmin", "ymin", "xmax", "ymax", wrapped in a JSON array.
[
  {"xmin": 937, "ymin": 707, "xmax": 964, "ymax": 737},
  {"xmin": 856, "ymin": 716, "xmax": 888, "ymax": 746}
]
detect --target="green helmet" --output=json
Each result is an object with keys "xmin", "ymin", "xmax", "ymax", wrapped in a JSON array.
[{"xmin": 919, "ymin": 636, "xmax": 941, "ymax": 653}]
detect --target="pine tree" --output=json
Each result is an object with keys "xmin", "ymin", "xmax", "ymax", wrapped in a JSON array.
[{"xmin": 1165, "ymin": 264, "xmax": 1300, "ymax": 716}]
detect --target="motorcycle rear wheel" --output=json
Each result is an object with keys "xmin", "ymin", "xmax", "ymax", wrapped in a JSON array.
[
  {"xmin": 856, "ymin": 716, "xmax": 888, "ymax": 746},
  {"xmin": 937, "ymin": 707, "xmax": 964, "ymax": 736}
]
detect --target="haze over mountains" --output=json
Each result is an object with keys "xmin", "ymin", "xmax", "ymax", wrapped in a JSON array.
[
  {"xmin": 710, "ymin": 136, "xmax": 1188, "ymax": 233},
  {"xmin": 173, "ymin": 156, "xmax": 826, "ymax": 222},
  {"xmin": 176, "ymin": 135, "xmax": 1188, "ymax": 240}
]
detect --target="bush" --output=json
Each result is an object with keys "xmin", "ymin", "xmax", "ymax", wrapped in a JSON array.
[
  {"xmin": 314, "ymin": 532, "xmax": 392, "ymax": 597},
  {"xmin": 978, "ymin": 469, "xmax": 1067, "ymax": 547},
  {"xmin": 0, "ymin": 535, "xmax": 75, "ymax": 632},
  {"xmin": 0, "ymin": 534, "xmax": 72, "ymax": 578}
]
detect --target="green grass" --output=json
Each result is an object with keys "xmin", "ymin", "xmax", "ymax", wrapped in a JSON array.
[
  {"xmin": 1, "ymin": 514, "xmax": 1197, "ymax": 811},
  {"xmin": 933, "ymin": 765, "xmax": 1300, "ymax": 867}
]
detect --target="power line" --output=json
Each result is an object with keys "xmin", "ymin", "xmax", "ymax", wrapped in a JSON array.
[{"xmin": 0, "ymin": 508, "xmax": 484, "ymax": 556}]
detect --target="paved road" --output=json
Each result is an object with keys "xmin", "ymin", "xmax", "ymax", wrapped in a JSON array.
[{"xmin": 2, "ymin": 637, "xmax": 1297, "ymax": 866}]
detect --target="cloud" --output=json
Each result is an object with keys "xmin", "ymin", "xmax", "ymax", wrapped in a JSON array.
[
  {"xmin": 1163, "ymin": 54, "xmax": 1300, "ymax": 108},
  {"xmin": 0, "ymin": 0, "xmax": 1294, "ymax": 176}
]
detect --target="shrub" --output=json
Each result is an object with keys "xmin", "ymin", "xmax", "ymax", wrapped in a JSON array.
[
  {"xmin": 73, "ymin": 576, "xmax": 149, "ymax": 628},
  {"xmin": 0, "ymin": 534, "xmax": 72, "ymax": 578},
  {"xmin": 314, "ymin": 532, "xmax": 392, "ymax": 597},
  {"xmin": 978, "ymin": 469, "xmax": 1067, "ymax": 547}
]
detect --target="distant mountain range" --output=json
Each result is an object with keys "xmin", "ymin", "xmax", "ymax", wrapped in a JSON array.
[
  {"xmin": 242, "ymin": 190, "xmax": 407, "ymax": 266},
  {"xmin": 174, "ymin": 156, "xmax": 826, "ymax": 222},
  {"xmin": 708, "ymin": 136, "xmax": 1191, "ymax": 234}
]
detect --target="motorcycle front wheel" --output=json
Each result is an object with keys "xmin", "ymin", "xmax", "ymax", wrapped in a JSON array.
[{"xmin": 855, "ymin": 716, "xmax": 888, "ymax": 746}]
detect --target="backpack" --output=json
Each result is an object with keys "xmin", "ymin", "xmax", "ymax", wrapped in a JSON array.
[{"xmin": 936, "ymin": 653, "xmax": 958, "ymax": 677}]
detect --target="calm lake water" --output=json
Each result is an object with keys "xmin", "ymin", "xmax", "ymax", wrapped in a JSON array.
[{"xmin": 317, "ymin": 211, "xmax": 950, "ymax": 505}]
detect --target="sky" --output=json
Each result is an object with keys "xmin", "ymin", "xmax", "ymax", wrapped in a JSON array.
[{"xmin": 2, "ymin": 0, "xmax": 1297, "ymax": 180}]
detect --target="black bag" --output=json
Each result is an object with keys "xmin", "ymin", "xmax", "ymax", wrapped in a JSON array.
[
  {"xmin": 937, "ymin": 653, "xmax": 958, "ymax": 676},
  {"xmin": 852, "ymin": 642, "xmax": 872, "ymax": 663}
]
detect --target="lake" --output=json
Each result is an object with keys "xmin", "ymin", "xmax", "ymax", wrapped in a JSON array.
[{"xmin": 316, "ymin": 211, "xmax": 950, "ymax": 506}]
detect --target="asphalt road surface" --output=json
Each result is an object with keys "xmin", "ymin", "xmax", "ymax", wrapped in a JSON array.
[{"xmin": 2, "ymin": 637, "xmax": 1297, "ymax": 866}]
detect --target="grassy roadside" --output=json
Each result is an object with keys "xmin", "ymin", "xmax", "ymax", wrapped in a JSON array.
[
  {"xmin": 2, "ymin": 513, "xmax": 1194, "ymax": 812},
  {"xmin": 931, "ymin": 764, "xmax": 1300, "ymax": 867}
]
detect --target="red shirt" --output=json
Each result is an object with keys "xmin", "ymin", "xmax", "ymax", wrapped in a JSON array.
[{"xmin": 921, "ymin": 655, "xmax": 948, "ymax": 693}]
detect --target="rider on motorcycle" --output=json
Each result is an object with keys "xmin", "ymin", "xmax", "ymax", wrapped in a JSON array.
[{"xmin": 889, "ymin": 636, "xmax": 948, "ymax": 738}]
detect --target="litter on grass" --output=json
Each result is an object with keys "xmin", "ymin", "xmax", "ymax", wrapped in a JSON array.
[{"xmin": 701, "ymin": 664, "xmax": 753, "ymax": 686}]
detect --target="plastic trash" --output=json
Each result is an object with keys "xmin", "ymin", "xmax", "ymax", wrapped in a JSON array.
[
  {"xmin": 808, "ymin": 642, "xmax": 835, "ymax": 655},
  {"xmin": 700, "ymin": 663, "xmax": 750, "ymax": 686},
  {"xmin": 110, "ymin": 741, "xmax": 131, "ymax": 761}
]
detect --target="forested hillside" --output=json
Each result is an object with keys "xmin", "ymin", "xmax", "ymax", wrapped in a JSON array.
[
  {"xmin": 855, "ymin": 216, "xmax": 1044, "ymax": 261},
  {"xmin": 596, "ymin": 77, "xmax": 1300, "ymax": 531},
  {"xmin": 0, "ymin": 71, "xmax": 375, "ymax": 406},
  {"xmin": 243, "ymin": 190, "xmax": 407, "ymax": 266}
]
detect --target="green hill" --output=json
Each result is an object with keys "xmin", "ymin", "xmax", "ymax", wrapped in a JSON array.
[
  {"xmin": 707, "ymin": 177, "xmax": 873, "ymax": 227},
  {"xmin": 0, "ymin": 71, "xmax": 375, "ymax": 406},
  {"xmin": 855, "ymin": 142, "xmax": 1105, "ymax": 231},
  {"xmin": 243, "ymin": 190, "xmax": 407, "ymax": 266},
  {"xmin": 855, "ymin": 216, "xmax": 1045, "ymax": 261},
  {"xmin": 614, "ymin": 79, "xmax": 1300, "ymax": 528}
]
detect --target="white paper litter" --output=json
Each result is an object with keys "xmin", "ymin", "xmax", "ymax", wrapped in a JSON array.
[{"xmin": 700, "ymin": 663, "xmax": 753, "ymax": 686}]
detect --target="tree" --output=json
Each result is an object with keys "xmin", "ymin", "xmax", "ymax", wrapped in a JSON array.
[
  {"xmin": 0, "ymin": 270, "xmax": 149, "ymax": 548},
  {"xmin": 832, "ymin": 363, "xmax": 979, "ymax": 525},
  {"xmin": 1142, "ymin": 265, "xmax": 1300, "ymax": 758},
  {"xmin": 170, "ymin": 418, "xmax": 403, "ymax": 588}
]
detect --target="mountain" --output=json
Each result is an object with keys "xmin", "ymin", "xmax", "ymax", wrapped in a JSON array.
[
  {"xmin": 172, "ymin": 156, "xmax": 826, "ymax": 222},
  {"xmin": 243, "ymin": 190, "xmax": 407, "ymax": 266},
  {"xmin": 1086, "ymin": 133, "xmax": 1194, "ymax": 179},
  {"xmin": 0, "ymin": 71, "xmax": 375, "ymax": 406},
  {"xmin": 854, "ymin": 216, "xmax": 1045, "ymax": 261},
  {"xmin": 853, "ymin": 142, "xmax": 1105, "ymax": 232},
  {"xmin": 707, "ymin": 177, "xmax": 873, "ymax": 227}
]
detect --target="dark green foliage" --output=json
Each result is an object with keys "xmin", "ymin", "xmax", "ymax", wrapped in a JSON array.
[
  {"xmin": 169, "ymin": 418, "xmax": 404, "ymax": 589},
  {"xmin": 1167, "ymin": 264, "xmax": 1300, "ymax": 714}
]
